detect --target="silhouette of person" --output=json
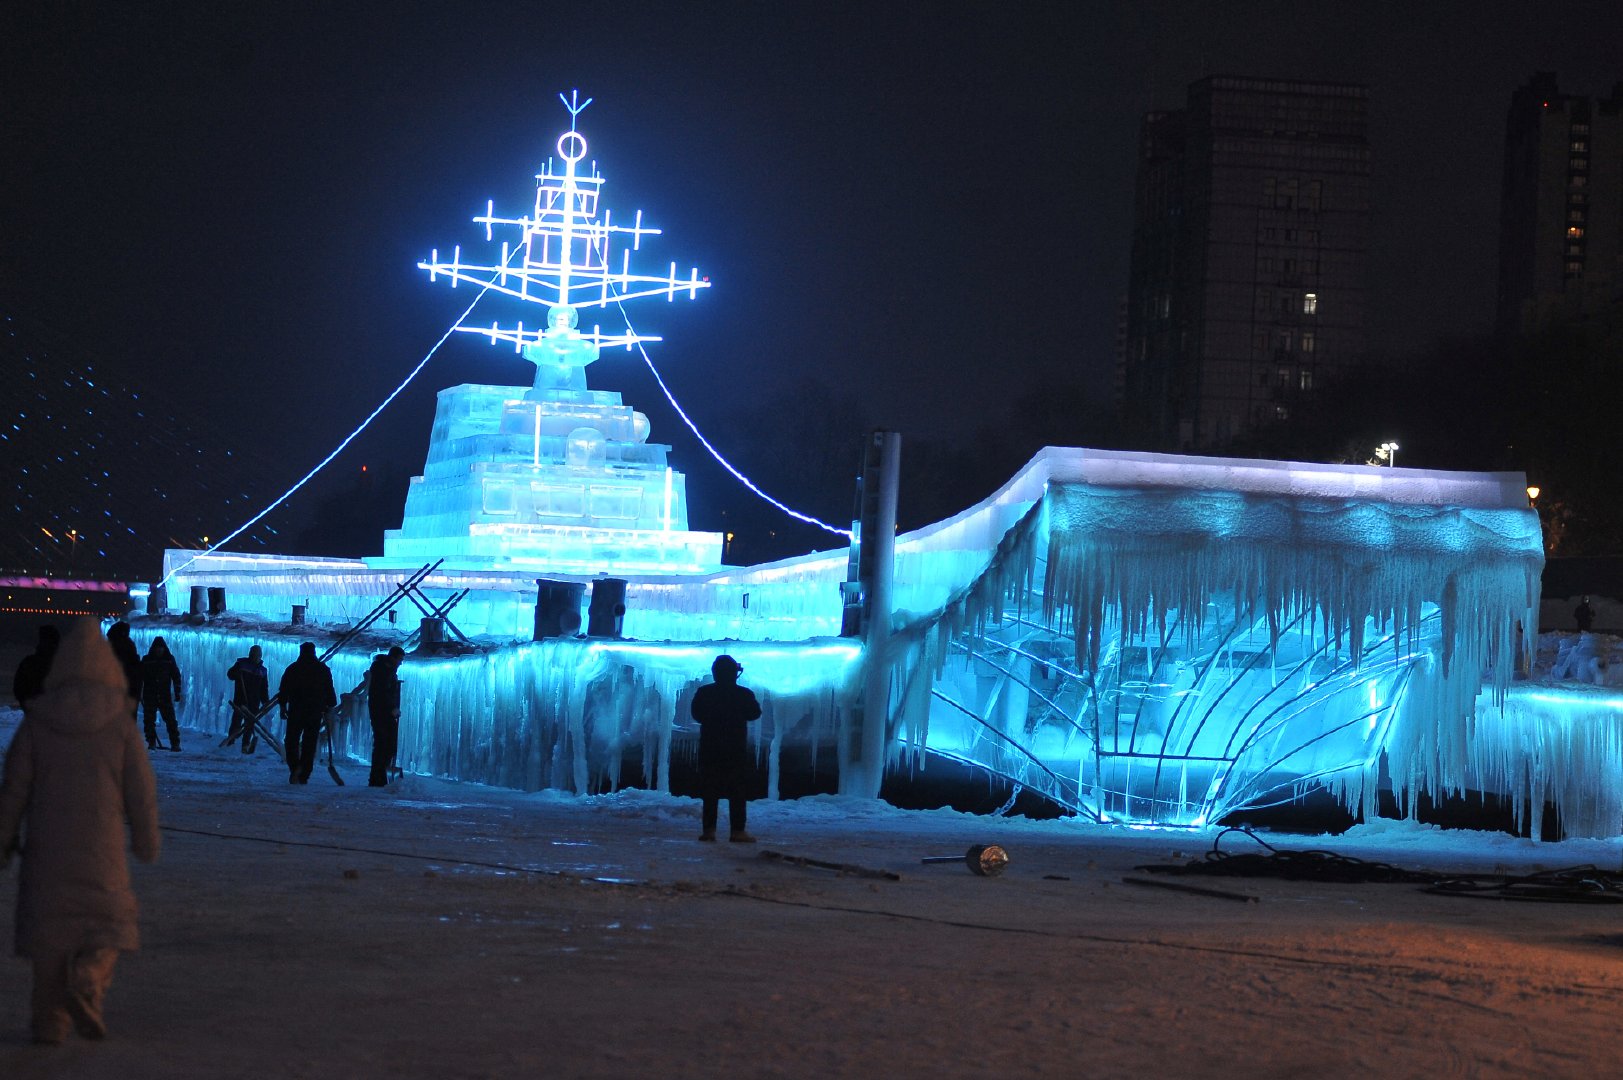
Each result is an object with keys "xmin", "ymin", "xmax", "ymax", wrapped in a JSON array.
[
  {"xmin": 138, "ymin": 637, "xmax": 184, "ymax": 752},
  {"xmin": 0, "ymin": 619, "xmax": 161, "ymax": 1044},
  {"xmin": 1575, "ymin": 596, "xmax": 1596, "ymax": 634},
  {"xmin": 11, "ymin": 625, "xmax": 60, "ymax": 709},
  {"xmin": 104, "ymin": 622, "xmax": 141, "ymax": 713},
  {"xmin": 278, "ymin": 642, "xmax": 336, "ymax": 784},
  {"xmin": 366, "ymin": 646, "xmax": 406, "ymax": 787},
  {"xmin": 691, "ymin": 654, "xmax": 761, "ymax": 843},
  {"xmin": 226, "ymin": 645, "xmax": 270, "ymax": 754}
]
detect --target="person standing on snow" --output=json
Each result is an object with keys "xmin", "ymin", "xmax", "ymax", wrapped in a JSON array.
[
  {"xmin": 366, "ymin": 646, "xmax": 406, "ymax": 787},
  {"xmin": 278, "ymin": 642, "xmax": 336, "ymax": 784},
  {"xmin": 226, "ymin": 645, "xmax": 271, "ymax": 754},
  {"xmin": 1575, "ymin": 596, "xmax": 1597, "ymax": 634},
  {"xmin": 104, "ymin": 621, "xmax": 142, "ymax": 713},
  {"xmin": 11, "ymin": 625, "xmax": 60, "ymax": 710},
  {"xmin": 691, "ymin": 654, "xmax": 762, "ymax": 843},
  {"xmin": 138, "ymin": 637, "xmax": 184, "ymax": 752},
  {"xmin": 0, "ymin": 618, "xmax": 161, "ymax": 1045}
]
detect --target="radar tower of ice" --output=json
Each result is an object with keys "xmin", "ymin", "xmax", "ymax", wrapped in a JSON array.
[{"xmin": 374, "ymin": 93, "xmax": 723, "ymax": 575}]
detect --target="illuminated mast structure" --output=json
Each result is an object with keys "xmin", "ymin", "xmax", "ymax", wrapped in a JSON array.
[{"xmin": 371, "ymin": 93, "xmax": 723, "ymax": 576}]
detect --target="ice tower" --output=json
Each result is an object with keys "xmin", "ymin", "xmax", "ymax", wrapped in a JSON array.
[{"xmin": 370, "ymin": 94, "xmax": 722, "ymax": 575}]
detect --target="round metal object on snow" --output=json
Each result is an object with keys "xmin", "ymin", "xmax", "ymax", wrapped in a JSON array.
[{"xmin": 966, "ymin": 843, "xmax": 1009, "ymax": 877}]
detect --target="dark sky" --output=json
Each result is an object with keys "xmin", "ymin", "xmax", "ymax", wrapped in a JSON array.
[{"xmin": 3, "ymin": 1, "xmax": 1621, "ymax": 555}]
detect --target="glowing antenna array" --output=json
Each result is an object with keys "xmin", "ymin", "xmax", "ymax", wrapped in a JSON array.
[{"xmin": 418, "ymin": 91, "xmax": 709, "ymax": 365}]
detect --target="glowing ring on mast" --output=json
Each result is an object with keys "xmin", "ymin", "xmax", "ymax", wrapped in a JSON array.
[{"xmin": 558, "ymin": 131, "xmax": 588, "ymax": 162}]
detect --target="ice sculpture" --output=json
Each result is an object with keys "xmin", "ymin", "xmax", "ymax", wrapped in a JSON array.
[
  {"xmin": 881, "ymin": 449, "xmax": 1544, "ymax": 828},
  {"xmin": 371, "ymin": 92, "xmax": 721, "ymax": 575},
  {"xmin": 141, "ymin": 96, "xmax": 1602, "ymax": 836}
]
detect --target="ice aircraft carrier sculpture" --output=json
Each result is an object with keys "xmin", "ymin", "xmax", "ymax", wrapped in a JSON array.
[{"xmin": 149, "ymin": 97, "xmax": 1623, "ymax": 840}]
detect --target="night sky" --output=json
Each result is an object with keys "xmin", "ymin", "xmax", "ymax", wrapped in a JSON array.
[{"xmin": 3, "ymin": 1, "xmax": 1621, "ymax": 571}]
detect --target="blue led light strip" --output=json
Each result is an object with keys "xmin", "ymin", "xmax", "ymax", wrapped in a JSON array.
[
  {"xmin": 159, "ymin": 278, "xmax": 504, "ymax": 586},
  {"xmin": 611, "ymin": 296, "xmax": 852, "ymax": 539}
]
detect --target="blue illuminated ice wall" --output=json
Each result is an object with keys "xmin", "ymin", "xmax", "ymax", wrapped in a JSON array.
[
  {"xmin": 882, "ymin": 451, "xmax": 1545, "ymax": 828},
  {"xmin": 144, "ymin": 448, "xmax": 1593, "ymax": 833}
]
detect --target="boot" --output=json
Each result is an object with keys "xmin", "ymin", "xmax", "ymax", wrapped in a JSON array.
[
  {"xmin": 729, "ymin": 831, "xmax": 757, "ymax": 843},
  {"xmin": 697, "ymin": 829, "xmax": 717, "ymax": 842},
  {"xmin": 65, "ymin": 949, "xmax": 111, "ymax": 1040}
]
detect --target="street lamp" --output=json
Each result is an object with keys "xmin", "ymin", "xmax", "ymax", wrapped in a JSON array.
[
  {"xmin": 1376, "ymin": 441, "xmax": 1399, "ymax": 468},
  {"xmin": 1526, "ymin": 485, "xmax": 1540, "ymax": 506},
  {"xmin": 67, "ymin": 529, "xmax": 78, "ymax": 576}
]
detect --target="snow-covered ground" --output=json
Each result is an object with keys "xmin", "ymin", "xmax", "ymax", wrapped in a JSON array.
[{"xmin": 2, "ymin": 705, "xmax": 1622, "ymax": 1078}]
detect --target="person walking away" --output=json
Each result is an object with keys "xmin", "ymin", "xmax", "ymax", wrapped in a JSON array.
[
  {"xmin": 366, "ymin": 646, "xmax": 406, "ymax": 787},
  {"xmin": 1575, "ymin": 596, "xmax": 1597, "ymax": 634},
  {"xmin": 278, "ymin": 642, "xmax": 336, "ymax": 784},
  {"xmin": 226, "ymin": 645, "xmax": 270, "ymax": 754},
  {"xmin": 139, "ymin": 637, "xmax": 184, "ymax": 752},
  {"xmin": 104, "ymin": 621, "xmax": 142, "ymax": 714},
  {"xmin": 691, "ymin": 654, "xmax": 762, "ymax": 843},
  {"xmin": 11, "ymin": 625, "xmax": 60, "ymax": 710},
  {"xmin": 0, "ymin": 618, "xmax": 161, "ymax": 1045}
]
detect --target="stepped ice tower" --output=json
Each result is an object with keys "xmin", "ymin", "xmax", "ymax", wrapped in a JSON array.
[
  {"xmin": 372, "ymin": 92, "xmax": 721, "ymax": 577},
  {"xmin": 150, "ymin": 97, "xmax": 1623, "ymax": 840}
]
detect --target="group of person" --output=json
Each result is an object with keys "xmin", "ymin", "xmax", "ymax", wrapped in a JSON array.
[
  {"xmin": 16, "ymin": 622, "xmax": 186, "ymax": 752},
  {"xmin": 3, "ymin": 619, "xmax": 759, "ymax": 1045},
  {"xmin": 226, "ymin": 641, "xmax": 405, "ymax": 787}
]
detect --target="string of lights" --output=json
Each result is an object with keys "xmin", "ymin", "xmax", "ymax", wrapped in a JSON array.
[
  {"xmin": 610, "ymin": 294, "xmax": 852, "ymax": 540},
  {"xmin": 158, "ymin": 278, "xmax": 503, "ymax": 587}
]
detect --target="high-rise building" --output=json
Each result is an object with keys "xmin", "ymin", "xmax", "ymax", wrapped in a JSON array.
[
  {"xmin": 1497, "ymin": 73, "xmax": 1623, "ymax": 333},
  {"xmin": 1123, "ymin": 76, "xmax": 1370, "ymax": 450}
]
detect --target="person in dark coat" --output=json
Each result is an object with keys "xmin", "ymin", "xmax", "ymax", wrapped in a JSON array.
[
  {"xmin": 11, "ymin": 625, "xmax": 60, "ymax": 709},
  {"xmin": 278, "ymin": 642, "xmax": 336, "ymax": 784},
  {"xmin": 366, "ymin": 646, "xmax": 406, "ymax": 787},
  {"xmin": 1575, "ymin": 596, "xmax": 1597, "ymax": 634},
  {"xmin": 137, "ymin": 639, "xmax": 185, "ymax": 750},
  {"xmin": 0, "ymin": 618, "xmax": 161, "ymax": 1044},
  {"xmin": 104, "ymin": 621, "xmax": 142, "ymax": 712},
  {"xmin": 226, "ymin": 645, "xmax": 270, "ymax": 754},
  {"xmin": 691, "ymin": 654, "xmax": 761, "ymax": 843},
  {"xmin": 138, "ymin": 637, "xmax": 184, "ymax": 752}
]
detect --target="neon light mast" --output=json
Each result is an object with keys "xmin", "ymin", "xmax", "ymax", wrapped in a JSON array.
[{"xmin": 417, "ymin": 91, "xmax": 709, "ymax": 396}]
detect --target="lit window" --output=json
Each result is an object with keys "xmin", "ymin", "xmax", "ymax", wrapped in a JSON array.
[
  {"xmin": 1568, "ymin": 244, "xmax": 1583, "ymax": 256},
  {"xmin": 1299, "ymin": 369, "xmax": 1314, "ymax": 391},
  {"xmin": 1302, "ymin": 292, "xmax": 1318, "ymax": 315},
  {"xmin": 1571, "ymin": 158, "xmax": 1588, "ymax": 169},
  {"xmin": 1300, "ymin": 331, "xmax": 1315, "ymax": 353},
  {"xmin": 1567, "ymin": 261, "xmax": 1583, "ymax": 274},
  {"xmin": 1276, "ymin": 367, "xmax": 1290, "ymax": 388},
  {"xmin": 1571, "ymin": 141, "xmax": 1587, "ymax": 152},
  {"xmin": 1568, "ymin": 227, "xmax": 1584, "ymax": 238},
  {"xmin": 1274, "ymin": 404, "xmax": 1290, "ymax": 420}
]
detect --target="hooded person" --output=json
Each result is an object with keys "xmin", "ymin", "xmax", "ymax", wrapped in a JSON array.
[
  {"xmin": 0, "ymin": 618, "xmax": 161, "ymax": 1045},
  {"xmin": 11, "ymin": 624, "xmax": 60, "ymax": 709},
  {"xmin": 139, "ymin": 636, "xmax": 184, "ymax": 752}
]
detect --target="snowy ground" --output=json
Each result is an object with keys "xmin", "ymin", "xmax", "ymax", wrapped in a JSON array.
[{"xmin": 3, "ymin": 706, "xmax": 1623, "ymax": 1079}]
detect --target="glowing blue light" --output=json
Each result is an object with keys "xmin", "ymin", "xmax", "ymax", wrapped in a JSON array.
[{"xmin": 419, "ymin": 95, "xmax": 707, "ymax": 363}]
